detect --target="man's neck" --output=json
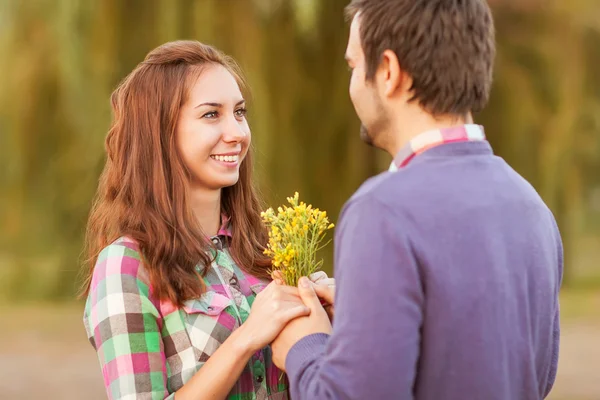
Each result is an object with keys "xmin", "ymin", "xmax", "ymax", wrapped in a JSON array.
[
  {"xmin": 189, "ymin": 186, "xmax": 221, "ymax": 237},
  {"xmin": 387, "ymin": 111, "xmax": 473, "ymax": 157}
]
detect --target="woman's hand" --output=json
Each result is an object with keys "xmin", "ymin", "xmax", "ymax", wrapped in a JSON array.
[{"xmin": 239, "ymin": 281, "xmax": 310, "ymax": 353}]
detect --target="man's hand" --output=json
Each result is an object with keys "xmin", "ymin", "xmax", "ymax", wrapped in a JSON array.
[
  {"xmin": 272, "ymin": 271, "xmax": 336, "ymax": 321},
  {"xmin": 310, "ymin": 272, "xmax": 335, "ymax": 321},
  {"xmin": 271, "ymin": 277, "xmax": 333, "ymax": 371}
]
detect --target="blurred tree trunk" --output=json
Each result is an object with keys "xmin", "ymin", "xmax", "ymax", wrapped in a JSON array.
[{"xmin": 479, "ymin": 2, "xmax": 599, "ymax": 285}]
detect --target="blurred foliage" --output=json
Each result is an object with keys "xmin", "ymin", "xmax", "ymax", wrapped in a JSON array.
[{"xmin": 0, "ymin": 0, "xmax": 599, "ymax": 301}]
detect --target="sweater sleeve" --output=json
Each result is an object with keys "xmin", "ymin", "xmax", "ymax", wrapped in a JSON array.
[
  {"xmin": 285, "ymin": 195, "xmax": 424, "ymax": 400},
  {"xmin": 544, "ymin": 216, "xmax": 564, "ymax": 398}
]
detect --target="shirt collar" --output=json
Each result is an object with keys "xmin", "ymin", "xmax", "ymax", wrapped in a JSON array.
[
  {"xmin": 208, "ymin": 214, "xmax": 232, "ymax": 251},
  {"xmin": 389, "ymin": 124, "xmax": 486, "ymax": 172},
  {"xmin": 216, "ymin": 214, "xmax": 232, "ymax": 238}
]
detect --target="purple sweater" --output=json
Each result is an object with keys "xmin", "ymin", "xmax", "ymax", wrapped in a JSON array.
[{"xmin": 286, "ymin": 141, "xmax": 562, "ymax": 400}]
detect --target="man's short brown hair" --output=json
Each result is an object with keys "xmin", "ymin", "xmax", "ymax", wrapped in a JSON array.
[{"xmin": 346, "ymin": 0, "xmax": 496, "ymax": 116}]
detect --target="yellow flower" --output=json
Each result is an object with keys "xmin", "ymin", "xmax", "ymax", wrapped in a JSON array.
[{"xmin": 261, "ymin": 192, "xmax": 335, "ymax": 286}]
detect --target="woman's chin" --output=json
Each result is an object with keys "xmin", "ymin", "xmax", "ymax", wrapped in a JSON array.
[
  {"xmin": 192, "ymin": 170, "xmax": 240, "ymax": 191},
  {"xmin": 214, "ymin": 174, "xmax": 240, "ymax": 189}
]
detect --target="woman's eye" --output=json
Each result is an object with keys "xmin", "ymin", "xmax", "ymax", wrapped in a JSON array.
[
  {"xmin": 235, "ymin": 108, "xmax": 247, "ymax": 118},
  {"xmin": 203, "ymin": 111, "xmax": 218, "ymax": 119}
]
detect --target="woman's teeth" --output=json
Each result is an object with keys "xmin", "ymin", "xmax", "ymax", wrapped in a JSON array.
[{"xmin": 211, "ymin": 155, "xmax": 238, "ymax": 162}]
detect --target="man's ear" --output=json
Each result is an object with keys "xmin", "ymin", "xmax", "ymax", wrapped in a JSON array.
[{"xmin": 378, "ymin": 49, "xmax": 410, "ymax": 97}]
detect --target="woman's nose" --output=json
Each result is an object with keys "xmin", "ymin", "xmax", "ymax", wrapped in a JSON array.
[{"xmin": 222, "ymin": 118, "xmax": 247, "ymax": 143}]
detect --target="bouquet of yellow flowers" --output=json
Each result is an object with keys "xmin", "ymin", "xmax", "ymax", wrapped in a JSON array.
[{"xmin": 261, "ymin": 192, "xmax": 335, "ymax": 286}]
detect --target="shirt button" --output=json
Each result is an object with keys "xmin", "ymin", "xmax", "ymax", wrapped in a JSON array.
[
  {"xmin": 207, "ymin": 306, "xmax": 214, "ymax": 311},
  {"xmin": 211, "ymin": 237, "xmax": 222, "ymax": 250},
  {"xmin": 229, "ymin": 277, "xmax": 238, "ymax": 286},
  {"xmin": 252, "ymin": 359, "xmax": 265, "ymax": 383}
]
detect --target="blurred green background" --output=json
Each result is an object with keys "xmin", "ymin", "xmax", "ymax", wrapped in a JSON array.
[{"xmin": 0, "ymin": 0, "xmax": 598, "ymax": 399}]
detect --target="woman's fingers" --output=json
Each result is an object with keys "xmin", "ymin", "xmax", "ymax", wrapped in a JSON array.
[
  {"xmin": 263, "ymin": 280, "xmax": 299, "ymax": 296},
  {"xmin": 273, "ymin": 291, "xmax": 303, "ymax": 303},
  {"xmin": 272, "ymin": 285, "xmax": 303, "ymax": 297},
  {"xmin": 271, "ymin": 270, "xmax": 284, "ymax": 284}
]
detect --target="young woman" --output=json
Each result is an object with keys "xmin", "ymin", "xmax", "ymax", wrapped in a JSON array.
[{"xmin": 81, "ymin": 40, "xmax": 331, "ymax": 400}]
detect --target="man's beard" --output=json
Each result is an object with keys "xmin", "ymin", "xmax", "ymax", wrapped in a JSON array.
[
  {"xmin": 357, "ymin": 92, "xmax": 387, "ymax": 148},
  {"xmin": 359, "ymin": 123, "xmax": 374, "ymax": 146},
  {"xmin": 359, "ymin": 114, "xmax": 387, "ymax": 149}
]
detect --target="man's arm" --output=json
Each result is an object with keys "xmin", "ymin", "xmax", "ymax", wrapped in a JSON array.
[
  {"xmin": 285, "ymin": 195, "xmax": 425, "ymax": 399},
  {"xmin": 544, "ymin": 216, "xmax": 564, "ymax": 397}
]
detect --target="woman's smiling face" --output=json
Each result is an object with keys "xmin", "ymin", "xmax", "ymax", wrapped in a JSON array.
[{"xmin": 177, "ymin": 64, "xmax": 251, "ymax": 191}]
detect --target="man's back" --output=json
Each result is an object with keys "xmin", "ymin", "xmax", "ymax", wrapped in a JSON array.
[
  {"xmin": 368, "ymin": 140, "xmax": 562, "ymax": 399},
  {"xmin": 279, "ymin": 2, "xmax": 545, "ymax": 398},
  {"xmin": 284, "ymin": 140, "xmax": 561, "ymax": 400}
]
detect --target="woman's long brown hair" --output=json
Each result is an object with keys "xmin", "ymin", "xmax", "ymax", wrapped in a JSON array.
[{"xmin": 79, "ymin": 41, "xmax": 271, "ymax": 307}]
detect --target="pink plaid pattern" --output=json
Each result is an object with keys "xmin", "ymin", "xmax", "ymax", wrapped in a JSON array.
[
  {"xmin": 389, "ymin": 124, "xmax": 486, "ymax": 171},
  {"xmin": 83, "ymin": 217, "xmax": 288, "ymax": 400}
]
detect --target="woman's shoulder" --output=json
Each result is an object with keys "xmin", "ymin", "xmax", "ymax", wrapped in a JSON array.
[
  {"xmin": 84, "ymin": 237, "xmax": 162, "ymax": 352},
  {"xmin": 91, "ymin": 236, "xmax": 151, "ymax": 290},
  {"xmin": 97, "ymin": 236, "xmax": 142, "ymax": 262}
]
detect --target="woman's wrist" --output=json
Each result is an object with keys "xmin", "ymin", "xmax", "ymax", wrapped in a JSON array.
[{"xmin": 230, "ymin": 324, "xmax": 259, "ymax": 358}]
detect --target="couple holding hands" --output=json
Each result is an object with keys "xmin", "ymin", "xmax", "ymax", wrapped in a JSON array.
[{"xmin": 82, "ymin": 1, "xmax": 562, "ymax": 399}]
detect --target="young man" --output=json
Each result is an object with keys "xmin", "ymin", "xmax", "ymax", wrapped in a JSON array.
[{"xmin": 271, "ymin": 1, "xmax": 562, "ymax": 399}]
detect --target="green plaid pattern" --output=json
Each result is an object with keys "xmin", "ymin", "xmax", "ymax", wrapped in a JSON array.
[{"xmin": 84, "ymin": 236, "xmax": 289, "ymax": 400}]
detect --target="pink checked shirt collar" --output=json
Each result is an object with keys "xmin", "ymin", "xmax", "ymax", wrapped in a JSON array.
[
  {"xmin": 216, "ymin": 214, "xmax": 232, "ymax": 237},
  {"xmin": 209, "ymin": 214, "xmax": 232, "ymax": 250},
  {"xmin": 389, "ymin": 124, "xmax": 486, "ymax": 172}
]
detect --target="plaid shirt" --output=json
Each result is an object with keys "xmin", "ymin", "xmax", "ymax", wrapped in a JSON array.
[
  {"xmin": 389, "ymin": 124, "xmax": 486, "ymax": 171},
  {"xmin": 83, "ymin": 226, "xmax": 288, "ymax": 400}
]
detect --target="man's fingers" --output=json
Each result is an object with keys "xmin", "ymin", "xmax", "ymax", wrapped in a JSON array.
[
  {"xmin": 315, "ymin": 277, "xmax": 335, "ymax": 287},
  {"xmin": 313, "ymin": 283, "xmax": 335, "ymax": 305},
  {"xmin": 297, "ymin": 276, "xmax": 322, "ymax": 310},
  {"xmin": 280, "ymin": 303, "xmax": 311, "ymax": 323},
  {"xmin": 309, "ymin": 271, "xmax": 328, "ymax": 283}
]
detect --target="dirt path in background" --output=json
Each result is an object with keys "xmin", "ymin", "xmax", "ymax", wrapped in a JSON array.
[
  {"xmin": 0, "ymin": 304, "xmax": 597, "ymax": 400},
  {"xmin": 0, "ymin": 304, "xmax": 105, "ymax": 400},
  {"xmin": 547, "ymin": 321, "xmax": 600, "ymax": 400}
]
